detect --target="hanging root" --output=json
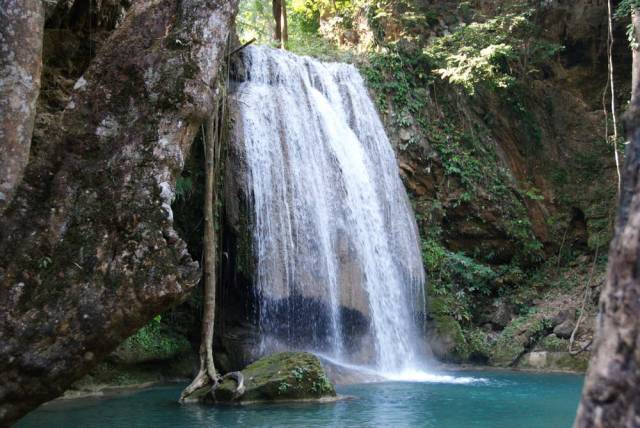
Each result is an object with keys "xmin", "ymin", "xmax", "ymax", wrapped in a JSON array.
[
  {"xmin": 568, "ymin": 247, "xmax": 599, "ymax": 356},
  {"xmin": 221, "ymin": 371, "xmax": 246, "ymax": 399},
  {"xmin": 179, "ymin": 36, "xmax": 245, "ymax": 406}
]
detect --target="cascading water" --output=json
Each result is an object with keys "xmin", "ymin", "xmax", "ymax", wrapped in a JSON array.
[{"xmin": 229, "ymin": 45, "xmax": 426, "ymax": 375}]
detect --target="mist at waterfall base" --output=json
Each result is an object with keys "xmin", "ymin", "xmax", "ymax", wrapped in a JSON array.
[{"xmin": 230, "ymin": 45, "xmax": 432, "ymax": 380}]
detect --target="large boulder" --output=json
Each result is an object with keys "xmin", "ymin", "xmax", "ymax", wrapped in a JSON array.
[
  {"xmin": 215, "ymin": 352, "xmax": 336, "ymax": 403},
  {"xmin": 0, "ymin": 0, "xmax": 239, "ymax": 424},
  {"xmin": 489, "ymin": 314, "xmax": 554, "ymax": 366},
  {"xmin": 427, "ymin": 312, "xmax": 466, "ymax": 362},
  {"xmin": 553, "ymin": 318, "xmax": 576, "ymax": 339}
]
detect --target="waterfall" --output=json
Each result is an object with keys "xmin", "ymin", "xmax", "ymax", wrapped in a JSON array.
[{"xmin": 228, "ymin": 45, "xmax": 426, "ymax": 374}]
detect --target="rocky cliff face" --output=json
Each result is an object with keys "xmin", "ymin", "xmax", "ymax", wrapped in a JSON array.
[
  {"xmin": 0, "ymin": 1, "xmax": 238, "ymax": 424},
  {"xmin": 347, "ymin": 0, "xmax": 627, "ymax": 368}
]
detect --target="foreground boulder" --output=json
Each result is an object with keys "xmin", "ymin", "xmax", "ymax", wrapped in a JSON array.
[
  {"xmin": 0, "ymin": 0, "xmax": 238, "ymax": 424},
  {"xmin": 215, "ymin": 352, "xmax": 336, "ymax": 403}
]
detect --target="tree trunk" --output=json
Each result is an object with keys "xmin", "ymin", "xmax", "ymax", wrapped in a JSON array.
[
  {"xmin": 179, "ymin": 117, "xmax": 220, "ymax": 402},
  {"xmin": 281, "ymin": 0, "xmax": 288, "ymax": 49},
  {"xmin": 272, "ymin": 0, "xmax": 282, "ymax": 48},
  {"xmin": 180, "ymin": 53, "xmax": 244, "ymax": 404},
  {"xmin": 632, "ymin": 9, "xmax": 640, "ymax": 102},
  {"xmin": 0, "ymin": 0, "xmax": 238, "ymax": 425},
  {"xmin": 0, "ymin": 0, "xmax": 45, "ymax": 214},
  {"xmin": 573, "ymin": 41, "xmax": 640, "ymax": 428}
]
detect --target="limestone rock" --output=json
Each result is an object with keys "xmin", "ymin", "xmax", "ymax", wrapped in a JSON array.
[
  {"xmin": 519, "ymin": 351, "xmax": 589, "ymax": 372},
  {"xmin": 0, "ymin": 0, "xmax": 239, "ymax": 424},
  {"xmin": 0, "ymin": 0, "xmax": 44, "ymax": 214},
  {"xmin": 215, "ymin": 352, "xmax": 336, "ymax": 403}
]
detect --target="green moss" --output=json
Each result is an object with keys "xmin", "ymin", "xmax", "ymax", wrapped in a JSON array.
[
  {"xmin": 437, "ymin": 314, "xmax": 466, "ymax": 344},
  {"xmin": 489, "ymin": 314, "xmax": 553, "ymax": 366},
  {"xmin": 215, "ymin": 352, "xmax": 335, "ymax": 402},
  {"xmin": 536, "ymin": 334, "xmax": 568, "ymax": 352},
  {"xmin": 553, "ymin": 352, "xmax": 589, "ymax": 372}
]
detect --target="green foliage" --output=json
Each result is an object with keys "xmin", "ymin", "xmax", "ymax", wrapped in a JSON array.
[
  {"xmin": 310, "ymin": 374, "xmax": 334, "ymax": 394},
  {"xmin": 463, "ymin": 328, "xmax": 491, "ymax": 360},
  {"xmin": 278, "ymin": 381, "xmax": 292, "ymax": 394},
  {"xmin": 615, "ymin": 0, "xmax": 640, "ymax": 19},
  {"xmin": 290, "ymin": 0, "xmax": 321, "ymax": 33},
  {"xmin": 523, "ymin": 187, "xmax": 544, "ymax": 201},
  {"xmin": 423, "ymin": 238, "xmax": 497, "ymax": 322},
  {"xmin": 362, "ymin": 49, "xmax": 431, "ymax": 111},
  {"xmin": 424, "ymin": 6, "xmax": 561, "ymax": 94},
  {"xmin": 237, "ymin": 0, "xmax": 348, "ymax": 59},
  {"xmin": 424, "ymin": 121, "xmax": 486, "ymax": 190},
  {"xmin": 237, "ymin": 0, "xmax": 272, "ymax": 45},
  {"xmin": 290, "ymin": 366, "xmax": 308, "ymax": 381},
  {"xmin": 175, "ymin": 176, "xmax": 193, "ymax": 200},
  {"xmin": 537, "ymin": 334, "xmax": 568, "ymax": 352},
  {"xmin": 118, "ymin": 316, "xmax": 190, "ymax": 361},
  {"xmin": 613, "ymin": 0, "xmax": 639, "ymax": 49},
  {"xmin": 38, "ymin": 256, "xmax": 53, "ymax": 270},
  {"xmin": 363, "ymin": 46, "xmax": 543, "ymax": 262},
  {"xmin": 506, "ymin": 217, "xmax": 543, "ymax": 260}
]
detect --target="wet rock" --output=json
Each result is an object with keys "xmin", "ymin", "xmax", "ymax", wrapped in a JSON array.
[
  {"xmin": 427, "ymin": 310, "xmax": 467, "ymax": 362},
  {"xmin": 215, "ymin": 352, "xmax": 336, "ymax": 403},
  {"xmin": 553, "ymin": 318, "xmax": 576, "ymax": 339}
]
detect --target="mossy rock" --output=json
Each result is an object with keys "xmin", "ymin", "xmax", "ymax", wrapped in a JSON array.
[
  {"xmin": 552, "ymin": 352, "xmax": 590, "ymax": 372},
  {"xmin": 429, "ymin": 310, "xmax": 469, "ymax": 362},
  {"xmin": 489, "ymin": 332, "xmax": 527, "ymax": 366},
  {"xmin": 489, "ymin": 315, "xmax": 553, "ymax": 366},
  {"xmin": 215, "ymin": 352, "xmax": 336, "ymax": 403},
  {"xmin": 535, "ymin": 334, "xmax": 569, "ymax": 353},
  {"xmin": 518, "ymin": 351, "xmax": 589, "ymax": 372}
]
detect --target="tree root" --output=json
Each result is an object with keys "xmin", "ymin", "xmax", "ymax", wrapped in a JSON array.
[
  {"xmin": 221, "ymin": 371, "xmax": 246, "ymax": 399},
  {"xmin": 179, "ymin": 368, "xmax": 218, "ymax": 403},
  {"xmin": 179, "ymin": 370, "xmax": 245, "ymax": 403}
]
